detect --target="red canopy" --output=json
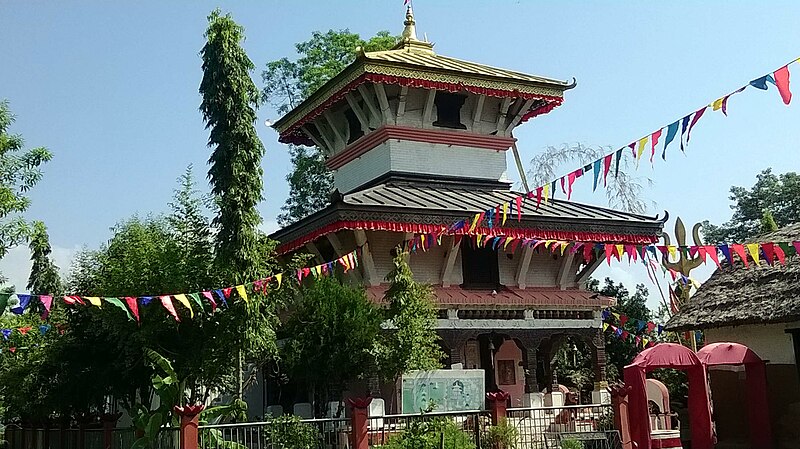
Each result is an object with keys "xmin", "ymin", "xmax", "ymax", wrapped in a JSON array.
[
  {"xmin": 697, "ymin": 342, "xmax": 772, "ymax": 449},
  {"xmin": 624, "ymin": 343, "xmax": 714, "ymax": 449}
]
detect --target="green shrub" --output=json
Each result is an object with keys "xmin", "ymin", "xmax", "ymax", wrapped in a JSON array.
[
  {"xmin": 379, "ymin": 417, "xmax": 476, "ymax": 449},
  {"xmin": 262, "ymin": 415, "xmax": 319, "ymax": 449},
  {"xmin": 481, "ymin": 418, "xmax": 519, "ymax": 449},
  {"xmin": 560, "ymin": 438, "xmax": 585, "ymax": 449}
]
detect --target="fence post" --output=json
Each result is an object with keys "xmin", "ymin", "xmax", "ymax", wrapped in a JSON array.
[
  {"xmin": 348, "ymin": 397, "xmax": 372, "ymax": 449},
  {"xmin": 173, "ymin": 404, "xmax": 206, "ymax": 449},
  {"xmin": 610, "ymin": 384, "xmax": 633, "ymax": 449},
  {"xmin": 486, "ymin": 391, "xmax": 510, "ymax": 426},
  {"xmin": 102, "ymin": 412, "xmax": 122, "ymax": 449}
]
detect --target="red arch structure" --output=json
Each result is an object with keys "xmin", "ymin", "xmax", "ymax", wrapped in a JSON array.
[
  {"xmin": 697, "ymin": 342, "xmax": 773, "ymax": 449},
  {"xmin": 624, "ymin": 343, "xmax": 714, "ymax": 449}
]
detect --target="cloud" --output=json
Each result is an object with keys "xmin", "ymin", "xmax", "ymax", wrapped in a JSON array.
[
  {"xmin": 259, "ymin": 219, "xmax": 280, "ymax": 235},
  {"xmin": 0, "ymin": 244, "xmax": 78, "ymax": 292}
]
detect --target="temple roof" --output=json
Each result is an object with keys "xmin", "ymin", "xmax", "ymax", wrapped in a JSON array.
[
  {"xmin": 666, "ymin": 223, "xmax": 800, "ymax": 331},
  {"xmin": 273, "ymin": 7, "xmax": 573, "ymax": 146},
  {"xmin": 271, "ymin": 177, "xmax": 666, "ymax": 254}
]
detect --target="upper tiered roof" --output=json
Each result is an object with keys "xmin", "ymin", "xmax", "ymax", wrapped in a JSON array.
[{"xmin": 272, "ymin": 6, "xmax": 574, "ymax": 146}]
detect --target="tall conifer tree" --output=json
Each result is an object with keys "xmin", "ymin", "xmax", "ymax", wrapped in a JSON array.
[
  {"xmin": 26, "ymin": 221, "xmax": 62, "ymax": 296},
  {"xmin": 200, "ymin": 10, "xmax": 265, "ymax": 284}
]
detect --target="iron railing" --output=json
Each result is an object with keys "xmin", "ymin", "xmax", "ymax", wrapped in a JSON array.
[
  {"xmin": 506, "ymin": 404, "xmax": 619, "ymax": 449},
  {"xmin": 199, "ymin": 417, "xmax": 351, "ymax": 449},
  {"xmin": 368, "ymin": 409, "xmax": 491, "ymax": 448}
]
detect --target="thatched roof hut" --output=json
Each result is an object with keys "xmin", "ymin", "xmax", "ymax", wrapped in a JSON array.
[{"xmin": 667, "ymin": 223, "xmax": 800, "ymax": 331}]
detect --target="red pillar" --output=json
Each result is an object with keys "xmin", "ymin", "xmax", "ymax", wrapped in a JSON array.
[
  {"xmin": 610, "ymin": 384, "xmax": 633, "ymax": 449},
  {"xmin": 173, "ymin": 404, "xmax": 205, "ymax": 449},
  {"xmin": 348, "ymin": 397, "xmax": 372, "ymax": 449},
  {"xmin": 102, "ymin": 413, "xmax": 122, "ymax": 449},
  {"xmin": 486, "ymin": 391, "xmax": 510, "ymax": 425}
]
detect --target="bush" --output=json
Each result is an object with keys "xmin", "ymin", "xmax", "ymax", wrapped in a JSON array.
[
  {"xmin": 481, "ymin": 418, "xmax": 519, "ymax": 449},
  {"xmin": 379, "ymin": 418, "xmax": 476, "ymax": 449},
  {"xmin": 560, "ymin": 438, "xmax": 585, "ymax": 449},
  {"xmin": 262, "ymin": 415, "xmax": 319, "ymax": 449}
]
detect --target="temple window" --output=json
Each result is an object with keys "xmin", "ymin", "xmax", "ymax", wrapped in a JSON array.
[
  {"xmin": 460, "ymin": 240, "xmax": 500, "ymax": 289},
  {"xmin": 433, "ymin": 92, "xmax": 467, "ymax": 129}
]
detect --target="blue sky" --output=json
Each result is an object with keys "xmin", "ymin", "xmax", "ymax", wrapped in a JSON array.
[{"xmin": 1, "ymin": 1, "xmax": 799, "ymax": 310}]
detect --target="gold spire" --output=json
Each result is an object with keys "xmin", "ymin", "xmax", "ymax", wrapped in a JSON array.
[
  {"xmin": 393, "ymin": 5, "xmax": 434, "ymax": 53},
  {"xmin": 401, "ymin": 5, "xmax": 417, "ymax": 40}
]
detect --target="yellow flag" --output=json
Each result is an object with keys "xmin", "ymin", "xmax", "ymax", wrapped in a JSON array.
[
  {"xmin": 615, "ymin": 244, "xmax": 624, "ymax": 258},
  {"xmin": 476, "ymin": 235, "xmax": 483, "ymax": 246},
  {"xmin": 502, "ymin": 203, "xmax": 508, "ymax": 226},
  {"xmin": 560, "ymin": 242, "xmax": 568, "ymax": 256},
  {"xmin": 612, "ymin": 312, "xmax": 620, "ymax": 320},
  {"xmin": 543, "ymin": 184, "xmax": 550, "ymax": 204},
  {"xmin": 275, "ymin": 273, "xmax": 283, "ymax": 288},
  {"xmin": 636, "ymin": 137, "xmax": 648, "ymax": 160},
  {"xmin": 746, "ymin": 243, "xmax": 761, "ymax": 265},
  {"xmin": 235, "ymin": 285, "xmax": 249, "ymax": 303},
  {"xmin": 602, "ymin": 322, "xmax": 609, "ymax": 331},
  {"xmin": 173, "ymin": 294, "xmax": 194, "ymax": 318},
  {"xmin": 504, "ymin": 237, "xmax": 514, "ymax": 251},
  {"xmin": 642, "ymin": 338, "xmax": 649, "ymax": 347},
  {"xmin": 668, "ymin": 246, "xmax": 678, "ymax": 258},
  {"xmin": 86, "ymin": 296, "xmax": 102, "ymax": 307},
  {"xmin": 468, "ymin": 213, "xmax": 481, "ymax": 233},
  {"xmin": 711, "ymin": 97, "xmax": 724, "ymax": 111}
]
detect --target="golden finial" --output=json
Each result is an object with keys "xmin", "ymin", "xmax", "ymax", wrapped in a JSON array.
[{"xmin": 401, "ymin": 5, "xmax": 418, "ymax": 41}]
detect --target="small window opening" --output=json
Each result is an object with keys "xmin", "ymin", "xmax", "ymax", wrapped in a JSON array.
[
  {"xmin": 433, "ymin": 92, "xmax": 467, "ymax": 130},
  {"xmin": 344, "ymin": 108, "xmax": 364, "ymax": 144},
  {"xmin": 460, "ymin": 239, "xmax": 500, "ymax": 289}
]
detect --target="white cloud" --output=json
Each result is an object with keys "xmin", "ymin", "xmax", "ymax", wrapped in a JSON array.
[
  {"xmin": 259, "ymin": 219, "xmax": 280, "ymax": 235},
  {"xmin": 0, "ymin": 244, "xmax": 78, "ymax": 292}
]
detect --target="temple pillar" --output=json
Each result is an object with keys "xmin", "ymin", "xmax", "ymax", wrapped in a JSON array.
[
  {"xmin": 440, "ymin": 329, "xmax": 474, "ymax": 369},
  {"xmin": 590, "ymin": 328, "xmax": 610, "ymax": 404},
  {"xmin": 510, "ymin": 330, "xmax": 546, "ymax": 408}
]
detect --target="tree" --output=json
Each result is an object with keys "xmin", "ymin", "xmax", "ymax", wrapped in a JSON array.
[
  {"xmin": 0, "ymin": 100, "xmax": 53, "ymax": 282},
  {"xmin": 587, "ymin": 278, "xmax": 651, "ymax": 380},
  {"xmin": 200, "ymin": 9, "xmax": 266, "ymax": 284},
  {"xmin": 702, "ymin": 168, "xmax": 800, "ymax": 243},
  {"xmin": 26, "ymin": 221, "xmax": 62, "ymax": 296},
  {"xmin": 527, "ymin": 143, "xmax": 652, "ymax": 214},
  {"xmin": 760, "ymin": 209, "xmax": 779, "ymax": 234},
  {"xmin": 282, "ymin": 277, "xmax": 382, "ymax": 412},
  {"xmin": 374, "ymin": 251, "xmax": 443, "ymax": 384},
  {"xmin": 262, "ymin": 30, "xmax": 397, "ymax": 226}
]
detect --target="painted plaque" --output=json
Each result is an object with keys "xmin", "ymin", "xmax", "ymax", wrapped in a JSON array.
[
  {"xmin": 497, "ymin": 360, "xmax": 516, "ymax": 385},
  {"xmin": 401, "ymin": 369, "xmax": 485, "ymax": 413}
]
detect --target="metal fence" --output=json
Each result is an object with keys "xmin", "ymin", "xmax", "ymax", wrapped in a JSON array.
[
  {"xmin": 199, "ymin": 417, "xmax": 351, "ymax": 449},
  {"xmin": 507, "ymin": 404, "xmax": 620, "ymax": 449},
  {"xmin": 368, "ymin": 409, "xmax": 491, "ymax": 448}
]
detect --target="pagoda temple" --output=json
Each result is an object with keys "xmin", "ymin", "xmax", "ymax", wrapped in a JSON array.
[{"xmin": 268, "ymin": 7, "xmax": 664, "ymax": 412}]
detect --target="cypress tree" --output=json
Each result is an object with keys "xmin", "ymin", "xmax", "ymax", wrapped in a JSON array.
[{"xmin": 26, "ymin": 221, "xmax": 62, "ymax": 296}]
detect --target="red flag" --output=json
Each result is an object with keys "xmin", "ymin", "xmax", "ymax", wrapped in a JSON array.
[
  {"xmin": 124, "ymin": 297, "xmax": 140, "ymax": 322},
  {"xmin": 730, "ymin": 244, "xmax": 749, "ymax": 268},
  {"xmin": 583, "ymin": 244, "xmax": 594, "ymax": 264},
  {"xmin": 687, "ymin": 106, "xmax": 707, "ymax": 142},
  {"xmin": 18, "ymin": 326, "xmax": 32, "ymax": 335},
  {"xmin": 704, "ymin": 245, "xmax": 720, "ymax": 267},
  {"xmin": 761, "ymin": 243, "xmax": 775, "ymax": 266},
  {"xmin": 647, "ymin": 322, "xmax": 656, "ymax": 333},
  {"xmin": 650, "ymin": 129, "xmax": 662, "ymax": 163},
  {"xmin": 619, "ymin": 315, "xmax": 629, "ymax": 326},
  {"xmin": 515, "ymin": 196, "xmax": 523, "ymax": 220},
  {"xmin": 774, "ymin": 65, "xmax": 792, "ymax": 105},
  {"xmin": 774, "ymin": 244, "xmax": 786, "ymax": 265},
  {"xmin": 602, "ymin": 154, "xmax": 613, "ymax": 187}
]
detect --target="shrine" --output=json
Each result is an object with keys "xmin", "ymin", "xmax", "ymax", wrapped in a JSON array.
[{"xmin": 269, "ymin": 7, "xmax": 665, "ymax": 411}]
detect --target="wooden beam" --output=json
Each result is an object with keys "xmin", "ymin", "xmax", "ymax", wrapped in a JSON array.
[
  {"xmin": 504, "ymin": 98, "xmax": 535, "ymax": 135},
  {"xmin": 354, "ymin": 230, "xmax": 379, "ymax": 287},
  {"xmin": 576, "ymin": 256, "xmax": 603, "ymax": 287},
  {"xmin": 515, "ymin": 245, "xmax": 534, "ymax": 289},
  {"xmin": 472, "ymin": 94, "xmax": 486, "ymax": 129},
  {"xmin": 373, "ymin": 83, "xmax": 394, "ymax": 123},
  {"xmin": 345, "ymin": 93, "xmax": 371, "ymax": 134},
  {"xmin": 327, "ymin": 232, "xmax": 362, "ymax": 283},
  {"xmin": 495, "ymin": 97, "xmax": 512, "ymax": 134},
  {"xmin": 300, "ymin": 125, "xmax": 326, "ymax": 153},
  {"xmin": 396, "ymin": 85, "xmax": 409, "ymax": 123},
  {"xmin": 312, "ymin": 119, "xmax": 336, "ymax": 153},
  {"xmin": 556, "ymin": 252, "xmax": 576, "ymax": 290},
  {"xmin": 305, "ymin": 241, "xmax": 325, "ymax": 264},
  {"xmin": 322, "ymin": 110, "xmax": 345, "ymax": 147},
  {"xmin": 422, "ymin": 88, "xmax": 436, "ymax": 129},
  {"xmin": 441, "ymin": 236, "xmax": 461, "ymax": 287},
  {"xmin": 357, "ymin": 85, "xmax": 381, "ymax": 123}
]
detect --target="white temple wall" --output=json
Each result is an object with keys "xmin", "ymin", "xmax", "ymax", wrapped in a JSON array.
[{"xmin": 704, "ymin": 322, "xmax": 800, "ymax": 365}]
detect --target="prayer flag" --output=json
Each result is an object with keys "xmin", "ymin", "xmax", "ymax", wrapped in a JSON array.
[
  {"xmin": 159, "ymin": 295, "xmax": 180, "ymax": 322},
  {"xmin": 85, "ymin": 296, "xmax": 103, "ymax": 307},
  {"xmin": 663, "ymin": 121, "xmax": 679, "ymax": 160},
  {"xmin": 774, "ymin": 65, "xmax": 792, "ymax": 105},
  {"xmin": 173, "ymin": 294, "xmax": 194, "ymax": 318},
  {"xmin": 650, "ymin": 129, "xmax": 662, "ymax": 163},
  {"xmin": 125, "ymin": 296, "xmax": 140, "ymax": 322},
  {"xmin": 236, "ymin": 285, "xmax": 248, "ymax": 303},
  {"xmin": 11, "ymin": 294, "xmax": 32, "ymax": 315},
  {"xmin": 202, "ymin": 291, "xmax": 217, "ymax": 312},
  {"xmin": 105, "ymin": 297, "xmax": 134, "ymax": 321}
]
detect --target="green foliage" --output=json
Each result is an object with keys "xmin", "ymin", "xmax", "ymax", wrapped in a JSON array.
[
  {"xmin": 374, "ymin": 251, "xmax": 443, "ymax": 382},
  {"xmin": 26, "ymin": 220, "xmax": 62, "ymax": 296},
  {"xmin": 282, "ymin": 277, "xmax": 382, "ymax": 406},
  {"xmin": 760, "ymin": 209, "xmax": 778, "ymax": 234},
  {"xmin": 262, "ymin": 30, "xmax": 397, "ymax": 226},
  {"xmin": 0, "ymin": 100, "xmax": 53, "ymax": 281},
  {"xmin": 702, "ymin": 168, "xmax": 800, "ymax": 243},
  {"xmin": 588, "ymin": 278, "xmax": 651, "ymax": 380},
  {"xmin": 260, "ymin": 415, "xmax": 319, "ymax": 449},
  {"xmin": 379, "ymin": 418, "xmax": 476, "ymax": 449},
  {"xmin": 482, "ymin": 418, "xmax": 519, "ymax": 449},
  {"xmin": 200, "ymin": 9, "xmax": 266, "ymax": 285},
  {"xmin": 559, "ymin": 438, "xmax": 585, "ymax": 449},
  {"xmin": 552, "ymin": 336, "xmax": 595, "ymax": 397}
]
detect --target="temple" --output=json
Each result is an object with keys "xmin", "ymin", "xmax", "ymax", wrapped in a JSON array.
[{"xmin": 268, "ymin": 7, "xmax": 665, "ymax": 412}]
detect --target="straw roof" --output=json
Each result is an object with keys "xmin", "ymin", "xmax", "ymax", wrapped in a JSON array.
[{"xmin": 666, "ymin": 223, "xmax": 800, "ymax": 331}]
